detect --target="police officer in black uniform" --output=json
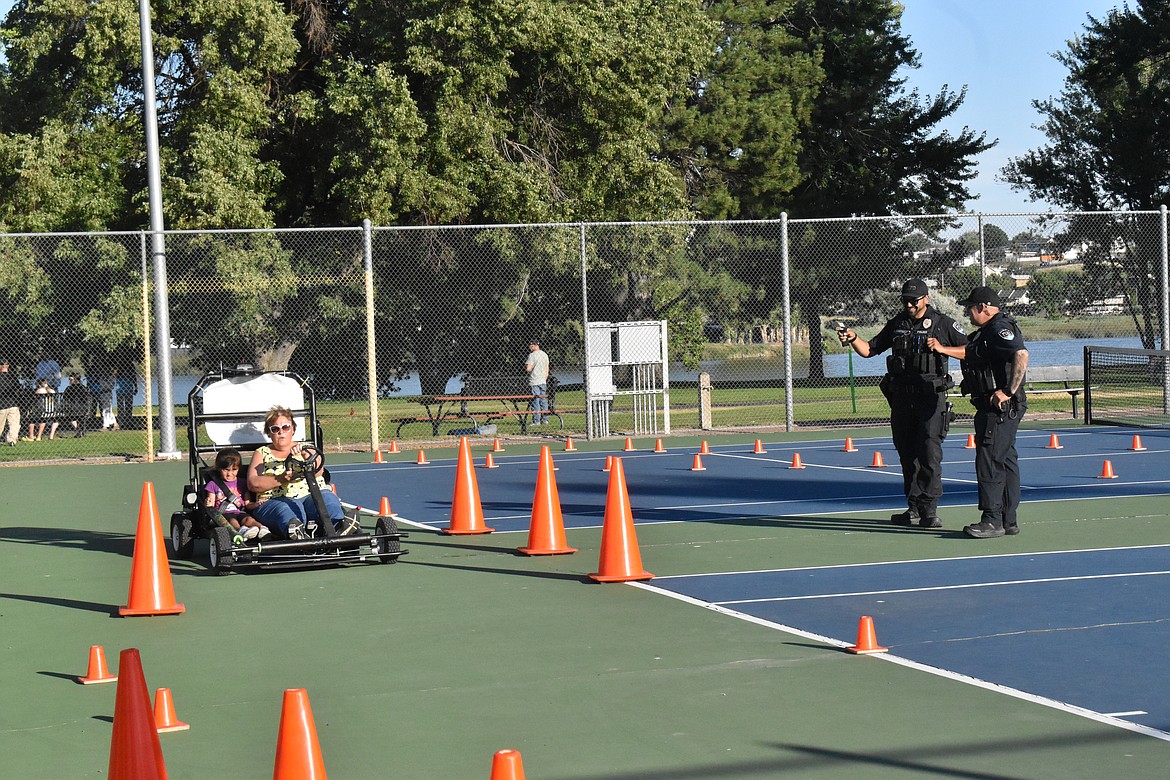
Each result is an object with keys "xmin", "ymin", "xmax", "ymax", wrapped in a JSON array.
[
  {"xmin": 928, "ymin": 286, "xmax": 1029, "ymax": 538},
  {"xmin": 838, "ymin": 279, "xmax": 967, "ymax": 528}
]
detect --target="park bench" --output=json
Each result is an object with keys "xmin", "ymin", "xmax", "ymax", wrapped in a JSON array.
[
  {"xmin": 393, "ymin": 376, "xmax": 562, "ymax": 436},
  {"xmin": 1025, "ymin": 364, "xmax": 1091, "ymax": 418}
]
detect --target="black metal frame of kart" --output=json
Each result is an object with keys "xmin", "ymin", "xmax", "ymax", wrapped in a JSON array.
[{"xmin": 168, "ymin": 366, "xmax": 407, "ymax": 574}]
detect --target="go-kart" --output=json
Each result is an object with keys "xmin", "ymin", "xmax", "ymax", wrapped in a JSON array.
[{"xmin": 169, "ymin": 366, "xmax": 407, "ymax": 574}]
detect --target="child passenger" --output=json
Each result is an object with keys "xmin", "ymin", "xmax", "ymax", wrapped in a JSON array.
[{"xmin": 203, "ymin": 448, "xmax": 270, "ymax": 540}]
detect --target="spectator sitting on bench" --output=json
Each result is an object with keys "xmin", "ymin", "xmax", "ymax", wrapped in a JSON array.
[
  {"xmin": 23, "ymin": 379, "xmax": 59, "ymax": 441},
  {"xmin": 525, "ymin": 338, "xmax": 550, "ymax": 425},
  {"xmin": 61, "ymin": 373, "xmax": 94, "ymax": 438}
]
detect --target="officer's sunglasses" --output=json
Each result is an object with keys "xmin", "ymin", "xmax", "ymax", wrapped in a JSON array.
[{"xmin": 901, "ymin": 295, "xmax": 925, "ymax": 305}]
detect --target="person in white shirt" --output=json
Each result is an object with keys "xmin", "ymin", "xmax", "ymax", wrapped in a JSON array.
[{"xmin": 525, "ymin": 340, "xmax": 550, "ymax": 425}]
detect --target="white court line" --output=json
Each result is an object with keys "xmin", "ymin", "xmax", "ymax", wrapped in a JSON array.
[
  {"xmin": 652, "ymin": 543, "xmax": 1170, "ymax": 579},
  {"xmin": 715, "ymin": 569, "xmax": 1170, "ymax": 606},
  {"xmin": 630, "ymin": 581, "xmax": 1170, "ymax": 742}
]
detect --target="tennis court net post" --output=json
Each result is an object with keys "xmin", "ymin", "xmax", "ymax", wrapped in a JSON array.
[{"xmin": 1084, "ymin": 345, "xmax": 1170, "ymax": 427}]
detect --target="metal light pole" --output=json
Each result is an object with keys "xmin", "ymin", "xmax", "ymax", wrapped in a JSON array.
[{"xmin": 137, "ymin": 0, "xmax": 179, "ymax": 457}]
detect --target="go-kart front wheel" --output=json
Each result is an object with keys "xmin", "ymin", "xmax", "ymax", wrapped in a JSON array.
[
  {"xmin": 170, "ymin": 512, "xmax": 195, "ymax": 560},
  {"xmin": 373, "ymin": 517, "xmax": 402, "ymax": 564},
  {"xmin": 208, "ymin": 526, "xmax": 237, "ymax": 575}
]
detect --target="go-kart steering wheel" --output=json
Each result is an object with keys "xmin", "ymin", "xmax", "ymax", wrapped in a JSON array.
[{"xmin": 284, "ymin": 443, "xmax": 323, "ymax": 479}]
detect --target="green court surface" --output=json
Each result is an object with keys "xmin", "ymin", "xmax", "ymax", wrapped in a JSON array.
[{"xmin": 3, "ymin": 430, "xmax": 1170, "ymax": 778}]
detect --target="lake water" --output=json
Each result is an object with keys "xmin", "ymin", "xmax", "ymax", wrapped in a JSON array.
[{"xmin": 138, "ymin": 336, "xmax": 1147, "ymax": 404}]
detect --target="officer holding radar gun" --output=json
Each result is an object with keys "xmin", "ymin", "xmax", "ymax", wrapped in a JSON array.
[
  {"xmin": 928, "ymin": 286, "xmax": 1028, "ymax": 539},
  {"xmin": 837, "ymin": 279, "xmax": 967, "ymax": 529}
]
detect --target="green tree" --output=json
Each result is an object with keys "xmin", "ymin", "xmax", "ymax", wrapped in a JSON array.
[
  {"xmin": 1001, "ymin": 0, "xmax": 1170, "ymax": 348},
  {"xmin": 1027, "ymin": 270, "xmax": 1072, "ymax": 318}
]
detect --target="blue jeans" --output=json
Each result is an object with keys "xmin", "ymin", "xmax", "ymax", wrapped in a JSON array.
[
  {"xmin": 530, "ymin": 384, "xmax": 547, "ymax": 424},
  {"xmin": 254, "ymin": 490, "xmax": 345, "ymax": 537}
]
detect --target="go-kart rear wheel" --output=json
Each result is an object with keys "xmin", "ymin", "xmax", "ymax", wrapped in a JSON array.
[
  {"xmin": 208, "ymin": 526, "xmax": 236, "ymax": 575},
  {"xmin": 373, "ymin": 517, "xmax": 401, "ymax": 564},
  {"xmin": 170, "ymin": 512, "xmax": 195, "ymax": 560}
]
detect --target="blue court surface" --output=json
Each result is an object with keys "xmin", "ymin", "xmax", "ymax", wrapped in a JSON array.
[{"xmin": 329, "ymin": 425, "xmax": 1170, "ymax": 740}]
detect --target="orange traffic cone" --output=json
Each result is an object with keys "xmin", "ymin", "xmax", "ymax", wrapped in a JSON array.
[
  {"xmin": 842, "ymin": 437, "xmax": 859, "ymax": 452},
  {"xmin": 78, "ymin": 644, "xmax": 118, "ymax": 685},
  {"xmin": 120, "ymin": 482, "xmax": 184, "ymax": 617},
  {"xmin": 700, "ymin": 440, "xmax": 711, "ymax": 454},
  {"xmin": 564, "ymin": 438, "xmax": 577, "ymax": 452},
  {"xmin": 965, "ymin": 433, "xmax": 977, "ymax": 449},
  {"xmin": 1046, "ymin": 433, "xmax": 1063, "ymax": 449},
  {"xmin": 379, "ymin": 496, "xmax": 392, "ymax": 517},
  {"xmin": 518, "ymin": 446, "xmax": 577, "ymax": 556},
  {"xmin": 602, "ymin": 454, "xmax": 613, "ymax": 472},
  {"xmin": 484, "ymin": 452, "xmax": 499, "ymax": 469},
  {"xmin": 444, "ymin": 437, "xmax": 494, "ymax": 535},
  {"xmin": 654, "ymin": 438, "xmax": 667, "ymax": 453},
  {"xmin": 387, "ymin": 440, "xmax": 401, "ymax": 454},
  {"xmin": 847, "ymin": 615, "xmax": 888, "ymax": 654},
  {"xmin": 492, "ymin": 438, "xmax": 505, "ymax": 452},
  {"xmin": 153, "ymin": 688, "xmax": 189, "ymax": 733},
  {"xmin": 1130, "ymin": 434, "xmax": 1147, "ymax": 451},
  {"xmin": 373, "ymin": 449, "xmax": 384, "ymax": 463},
  {"xmin": 789, "ymin": 453, "xmax": 805, "ymax": 469},
  {"xmin": 691, "ymin": 454, "xmax": 706, "ymax": 472},
  {"xmin": 416, "ymin": 449, "xmax": 429, "ymax": 465},
  {"xmin": 869, "ymin": 452, "xmax": 886, "ymax": 468},
  {"xmin": 272, "ymin": 688, "xmax": 327, "ymax": 780},
  {"xmin": 108, "ymin": 648, "xmax": 166, "ymax": 780},
  {"xmin": 624, "ymin": 437, "xmax": 636, "ymax": 451},
  {"xmin": 1098, "ymin": 460, "xmax": 1118, "ymax": 479},
  {"xmin": 753, "ymin": 439, "xmax": 766, "ymax": 454},
  {"xmin": 490, "ymin": 749, "xmax": 526, "ymax": 780},
  {"xmin": 588, "ymin": 458, "xmax": 653, "ymax": 582}
]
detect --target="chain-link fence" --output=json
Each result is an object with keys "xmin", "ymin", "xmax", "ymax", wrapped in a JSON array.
[{"xmin": 1, "ymin": 209, "xmax": 1166, "ymax": 463}]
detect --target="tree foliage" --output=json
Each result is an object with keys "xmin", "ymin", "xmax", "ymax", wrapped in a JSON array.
[{"xmin": 1001, "ymin": 0, "xmax": 1170, "ymax": 347}]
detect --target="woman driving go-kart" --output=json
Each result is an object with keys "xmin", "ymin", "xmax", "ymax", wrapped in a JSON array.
[{"xmin": 248, "ymin": 405, "xmax": 362, "ymax": 540}]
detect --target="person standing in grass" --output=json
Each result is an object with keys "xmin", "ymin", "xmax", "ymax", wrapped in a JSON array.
[
  {"xmin": 0, "ymin": 358, "xmax": 21, "ymax": 447},
  {"xmin": 525, "ymin": 339, "xmax": 550, "ymax": 426}
]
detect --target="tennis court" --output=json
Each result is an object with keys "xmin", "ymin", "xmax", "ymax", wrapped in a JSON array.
[{"xmin": 3, "ymin": 424, "xmax": 1170, "ymax": 777}]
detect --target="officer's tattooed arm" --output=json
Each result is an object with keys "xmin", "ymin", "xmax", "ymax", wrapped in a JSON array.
[{"xmin": 1006, "ymin": 349, "xmax": 1029, "ymax": 396}]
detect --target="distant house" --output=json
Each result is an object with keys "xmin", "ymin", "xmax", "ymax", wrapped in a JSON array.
[{"xmin": 1082, "ymin": 296, "xmax": 1126, "ymax": 316}]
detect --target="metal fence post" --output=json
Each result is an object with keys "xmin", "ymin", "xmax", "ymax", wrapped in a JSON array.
[
  {"xmin": 363, "ymin": 219, "xmax": 380, "ymax": 452},
  {"xmin": 781, "ymin": 212, "xmax": 793, "ymax": 431},
  {"xmin": 580, "ymin": 223, "xmax": 592, "ymax": 440},
  {"xmin": 140, "ymin": 232, "xmax": 154, "ymax": 462}
]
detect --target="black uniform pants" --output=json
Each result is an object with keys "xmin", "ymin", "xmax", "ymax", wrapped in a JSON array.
[
  {"xmin": 889, "ymin": 391, "xmax": 949, "ymax": 514},
  {"xmin": 973, "ymin": 403, "xmax": 1024, "ymax": 529}
]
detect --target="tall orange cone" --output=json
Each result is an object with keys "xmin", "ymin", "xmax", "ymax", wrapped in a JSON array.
[
  {"xmin": 378, "ymin": 496, "xmax": 392, "ymax": 517},
  {"xmin": 120, "ymin": 482, "xmax": 184, "ymax": 617},
  {"xmin": 416, "ymin": 449, "xmax": 429, "ymax": 465},
  {"xmin": 1045, "ymin": 433, "xmax": 1063, "ymax": 449},
  {"xmin": 154, "ymin": 688, "xmax": 190, "ymax": 733},
  {"xmin": 78, "ymin": 644, "xmax": 118, "ymax": 684},
  {"xmin": 387, "ymin": 439, "xmax": 401, "ymax": 454},
  {"xmin": 444, "ymin": 437, "xmax": 494, "ymax": 535},
  {"xmin": 753, "ymin": 439, "xmax": 766, "ymax": 454},
  {"xmin": 700, "ymin": 440, "xmax": 711, "ymax": 454},
  {"xmin": 847, "ymin": 615, "xmax": 888, "ymax": 654},
  {"xmin": 690, "ymin": 454, "xmax": 706, "ymax": 472},
  {"xmin": 654, "ymin": 438, "xmax": 667, "ymax": 453},
  {"xmin": 518, "ymin": 446, "xmax": 577, "ymax": 555},
  {"xmin": 564, "ymin": 438, "xmax": 577, "ymax": 452},
  {"xmin": 373, "ymin": 449, "xmax": 384, "ymax": 463},
  {"xmin": 789, "ymin": 453, "xmax": 805, "ymax": 469},
  {"xmin": 588, "ymin": 458, "xmax": 653, "ymax": 582},
  {"xmin": 842, "ymin": 437, "xmax": 859, "ymax": 452},
  {"xmin": 108, "ymin": 648, "xmax": 166, "ymax": 780},
  {"xmin": 492, "ymin": 438, "xmax": 505, "ymax": 452},
  {"xmin": 965, "ymin": 433, "xmax": 977, "ymax": 449},
  {"xmin": 484, "ymin": 452, "xmax": 499, "ymax": 469},
  {"xmin": 602, "ymin": 454, "xmax": 613, "ymax": 472},
  {"xmin": 490, "ymin": 749, "xmax": 526, "ymax": 780},
  {"xmin": 869, "ymin": 452, "xmax": 886, "ymax": 468},
  {"xmin": 1130, "ymin": 434, "xmax": 1146, "ymax": 451},
  {"xmin": 623, "ymin": 437, "xmax": 636, "ymax": 451},
  {"xmin": 1098, "ymin": 459, "xmax": 1118, "ymax": 479},
  {"xmin": 272, "ymin": 688, "xmax": 327, "ymax": 780}
]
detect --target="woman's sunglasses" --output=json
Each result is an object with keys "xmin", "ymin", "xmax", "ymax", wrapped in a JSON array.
[{"xmin": 268, "ymin": 423, "xmax": 293, "ymax": 434}]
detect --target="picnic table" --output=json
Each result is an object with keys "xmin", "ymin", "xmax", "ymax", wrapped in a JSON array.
[{"xmin": 394, "ymin": 376, "xmax": 563, "ymax": 436}]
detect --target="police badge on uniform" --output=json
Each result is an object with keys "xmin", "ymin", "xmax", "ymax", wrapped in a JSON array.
[
  {"xmin": 998, "ymin": 329, "xmax": 1015, "ymax": 340},
  {"xmin": 922, "ymin": 318, "xmax": 932, "ymax": 329}
]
